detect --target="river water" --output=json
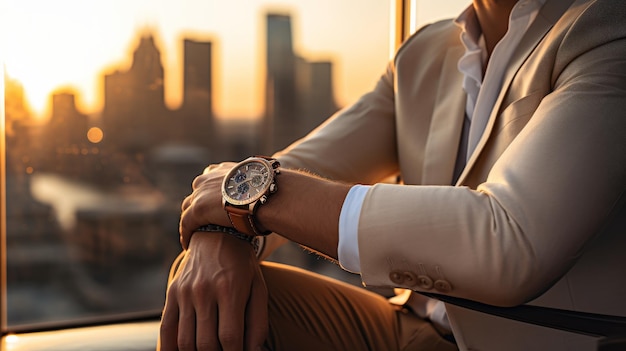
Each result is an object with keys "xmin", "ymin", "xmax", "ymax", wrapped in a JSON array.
[{"xmin": 30, "ymin": 173, "xmax": 165, "ymax": 231}]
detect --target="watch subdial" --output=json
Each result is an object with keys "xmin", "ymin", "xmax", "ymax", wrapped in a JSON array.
[
  {"xmin": 234, "ymin": 172, "xmax": 247, "ymax": 183},
  {"xmin": 249, "ymin": 173, "xmax": 265, "ymax": 187},
  {"xmin": 236, "ymin": 182, "xmax": 250, "ymax": 196}
]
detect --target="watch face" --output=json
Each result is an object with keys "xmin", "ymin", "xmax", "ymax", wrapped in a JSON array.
[{"xmin": 222, "ymin": 158, "xmax": 274, "ymax": 206}]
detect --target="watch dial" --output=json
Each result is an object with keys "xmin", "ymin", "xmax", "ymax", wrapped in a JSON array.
[{"xmin": 224, "ymin": 160, "xmax": 272, "ymax": 204}]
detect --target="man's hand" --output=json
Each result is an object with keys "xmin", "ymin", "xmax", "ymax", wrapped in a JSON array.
[
  {"xmin": 158, "ymin": 232, "xmax": 268, "ymax": 351},
  {"xmin": 179, "ymin": 162, "xmax": 235, "ymax": 249}
]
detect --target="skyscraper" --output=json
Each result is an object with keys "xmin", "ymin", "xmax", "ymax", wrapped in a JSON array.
[
  {"xmin": 180, "ymin": 39, "xmax": 213, "ymax": 148},
  {"xmin": 102, "ymin": 33, "xmax": 167, "ymax": 152},
  {"xmin": 183, "ymin": 39, "xmax": 212, "ymax": 110},
  {"xmin": 264, "ymin": 13, "xmax": 298, "ymax": 154},
  {"xmin": 264, "ymin": 13, "xmax": 338, "ymax": 155}
]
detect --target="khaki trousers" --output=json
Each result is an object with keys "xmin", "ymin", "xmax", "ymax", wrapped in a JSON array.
[{"xmin": 261, "ymin": 261, "xmax": 456, "ymax": 351}]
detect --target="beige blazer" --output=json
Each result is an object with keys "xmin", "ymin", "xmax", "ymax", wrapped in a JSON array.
[{"xmin": 276, "ymin": 0, "xmax": 626, "ymax": 349}]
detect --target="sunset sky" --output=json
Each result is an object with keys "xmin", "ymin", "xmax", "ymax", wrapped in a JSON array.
[{"xmin": 1, "ymin": 0, "xmax": 467, "ymax": 120}]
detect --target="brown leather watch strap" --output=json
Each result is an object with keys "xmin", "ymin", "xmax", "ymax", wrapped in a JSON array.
[{"xmin": 226, "ymin": 205, "xmax": 270, "ymax": 236}]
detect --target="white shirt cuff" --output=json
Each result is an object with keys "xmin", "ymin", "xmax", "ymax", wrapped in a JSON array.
[{"xmin": 338, "ymin": 184, "xmax": 370, "ymax": 273}]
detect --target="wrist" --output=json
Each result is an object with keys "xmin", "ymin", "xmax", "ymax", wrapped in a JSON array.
[
  {"xmin": 193, "ymin": 224, "xmax": 265, "ymax": 256},
  {"xmin": 189, "ymin": 227, "xmax": 257, "ymax": 253},
  {"xmin": 195, "ymin": 224, "xmax": 256, "ymax": 244}
]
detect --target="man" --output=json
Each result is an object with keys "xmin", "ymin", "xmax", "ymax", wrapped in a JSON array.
[{"xmin": 159, "ymin": 0, "xmax": 626, "ymax": 350}]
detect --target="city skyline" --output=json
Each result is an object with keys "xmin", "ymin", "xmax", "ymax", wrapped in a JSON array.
[
  {"xmin": 5, "ymin": 11, "xmax": 341, "ymax": 178},
  {"xmin": 2, "ymin": 0, "xmax": 469, "ymax": 120},
  {"xmin": 2, "ymin": 12, "xmax": 344, "ymax": 326},
  {"xmin": 1, "ymin": 0, "xmax": 393, "ymax": 120}
]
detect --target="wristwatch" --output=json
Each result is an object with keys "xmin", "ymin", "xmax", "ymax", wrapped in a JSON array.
[{"xmin": 221, "ymin": 156, "xmax": 280, "ymax": 236}]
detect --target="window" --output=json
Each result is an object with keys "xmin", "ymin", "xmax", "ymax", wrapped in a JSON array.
[
  {"xmin": 1, "ymin": 0, "xmax": 468, "ymax": 335},
  {"xmin": 2, "ymin": 0, "xmax": 392, "ymax": 330}
]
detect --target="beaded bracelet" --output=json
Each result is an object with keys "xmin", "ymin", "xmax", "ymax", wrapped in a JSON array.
[
  {"xmin": 195, "ymin": 224, "xmax": 254, "ymax": 242},
  {"xmin": 194, "ymin": 224, "xmax": 264, "ymax": 255}
]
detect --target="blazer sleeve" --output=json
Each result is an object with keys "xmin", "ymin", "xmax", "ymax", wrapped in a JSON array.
[{"xmin": 357, "ymin": 1, "xmax": 626, "ymax": 307}]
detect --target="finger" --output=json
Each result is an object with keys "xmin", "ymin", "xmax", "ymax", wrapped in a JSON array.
[
  {"xmin": 192, "ymin": 173, "xmax": 209, "ymax": 190},
  {"xmin": 177, "ymin": 302, "xmax": 197, "ymax": 351},
  {"xmin": 160, "ymin": 261, "xmax": 188, "ymax": 350},
  {"xmin": 179, "ymin": 214, "xmax": 189, "ymax": 249},
  {"xmin": 158, "ymin": 290, "xmax": 180, "ymax": 351},
  {"xmin": 180, "ymin": 197, "xmax": 194, "ymax": 247},
  {"xmin": 168, "ymin": 252, "xmax": 187, "ymax": 284},
  {"xmin": 203, "ymin": 164, "xmax": 219, "ymax": 174},
  {"xmin": 180, "ymin": 194, "xmax": 218, "ymax": 247},
  {"xmin": 179, "ymin": 210, "xmax": 201, "ymax": 249},
  {"xmin": 217, "ymin": 291, "xmax": 247, "ymax": 351},
  {"xmin": 194, "ymin": 292, "xmax": 220, "ymax": 351},
  {"xmin": 245, "ymin": 270, "xmax": 269, "ymax": 351},
  {"xmin": 181, "ymin": 194, "xmax": 193, "ymax": 212},
  {"xmin": 179, "ymin": 202, "xmax": 206, "ymax": 249},
  {"xmin": 204, "ymin": 162, "xmax": 236, "ymax": 175}
]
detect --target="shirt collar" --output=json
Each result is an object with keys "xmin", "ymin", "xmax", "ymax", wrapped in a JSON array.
[
  {"xmin": 454, "ymin": 5, "xmax": 481, "ymax": 46},
  {"xmin": 454, "ymin": 0, "xmax": 548, "ymax": 46}
]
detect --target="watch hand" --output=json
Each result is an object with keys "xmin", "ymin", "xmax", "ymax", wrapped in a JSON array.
[{"xmin": 241, "ymin": 174, "xmax": 265, "ymax": 186}]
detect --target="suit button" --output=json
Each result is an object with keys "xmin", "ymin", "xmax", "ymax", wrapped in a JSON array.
[
  {"xmin": 434, "ymin": 280, "xmax": 452, "ymax": 293},
  {"xmin": 402, "ymin": 272, "xmax": 418, "ymax": 287},
  {"xmin": 417, "ymin": 275, "xmax": 434, "ymax": 289},
  {"xmin": 389, "ymin": 271, "xmax": 405, "ymax": 284}
]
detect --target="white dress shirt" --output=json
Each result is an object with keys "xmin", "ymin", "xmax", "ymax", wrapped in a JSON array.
[{"xmin": 337, "ymin": 0, "xmax": 546, "ymax": 332}]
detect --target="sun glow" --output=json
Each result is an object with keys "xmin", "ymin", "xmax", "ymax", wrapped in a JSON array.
[
  {"xmin": 1, "ymin": 0, "xmax": 137, "ymax": 117},
  {"xmin": 2, "ymin": 0, "xmax": 466, "ymax": 121},
  {"xmin": 2, "ymin": 0, "xmax": 393, "ymax": 121}
]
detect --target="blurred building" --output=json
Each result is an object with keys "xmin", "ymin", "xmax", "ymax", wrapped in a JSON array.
[
  {"xmin": 263, "ymin": 13, "xmax": 338, "ymax": 155},
  {"xmin": 179, "ymin": 39, "xmax": 214, "ymax": 149},
  {"xmin": 102, "ymin": 33, "xmax": 168, "ymax": 153},
  {"xmin": 4, "ymin": 72, "xmax": 68, "ymax": 321},
  {"xmin": 42, "ymin": 92, "xmax": 105, "ymax": 179}
]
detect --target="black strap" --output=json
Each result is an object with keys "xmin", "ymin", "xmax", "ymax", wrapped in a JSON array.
[{"xmin": 421, "ymin": 292, "xmax": 626, "ymax": 338}]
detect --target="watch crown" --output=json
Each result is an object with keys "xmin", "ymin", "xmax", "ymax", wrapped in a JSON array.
[
  {"xmin": 259, "ymin": 195, "xmax": 268, "ymax": 204},
  {"xmin": 269, "ymin": 184, "xmax": 277, "ymax": 193}
]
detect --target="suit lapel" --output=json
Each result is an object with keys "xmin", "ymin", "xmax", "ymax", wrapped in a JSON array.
[
  {"xmin": 421, "ymin": 45, "xmax": 466, "ymax": 185},
  {"xmin": 458, "ymin": 0, "xmax": 576, "ymax": 185}
]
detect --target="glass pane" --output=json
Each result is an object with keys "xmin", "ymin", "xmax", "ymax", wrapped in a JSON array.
[{"xmin": 2, "ymin": 0, "xmax": 390, "ymax": 327}]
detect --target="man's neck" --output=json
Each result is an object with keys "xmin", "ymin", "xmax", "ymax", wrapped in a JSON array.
[{"xmin": 473, "ymin": 0, "xmax": 518, "ymax": 55}]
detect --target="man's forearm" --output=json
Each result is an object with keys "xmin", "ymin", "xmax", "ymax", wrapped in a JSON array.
[{"xmin": 255, "ymin": 169, "xmax": 352, "ymax": 260}]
